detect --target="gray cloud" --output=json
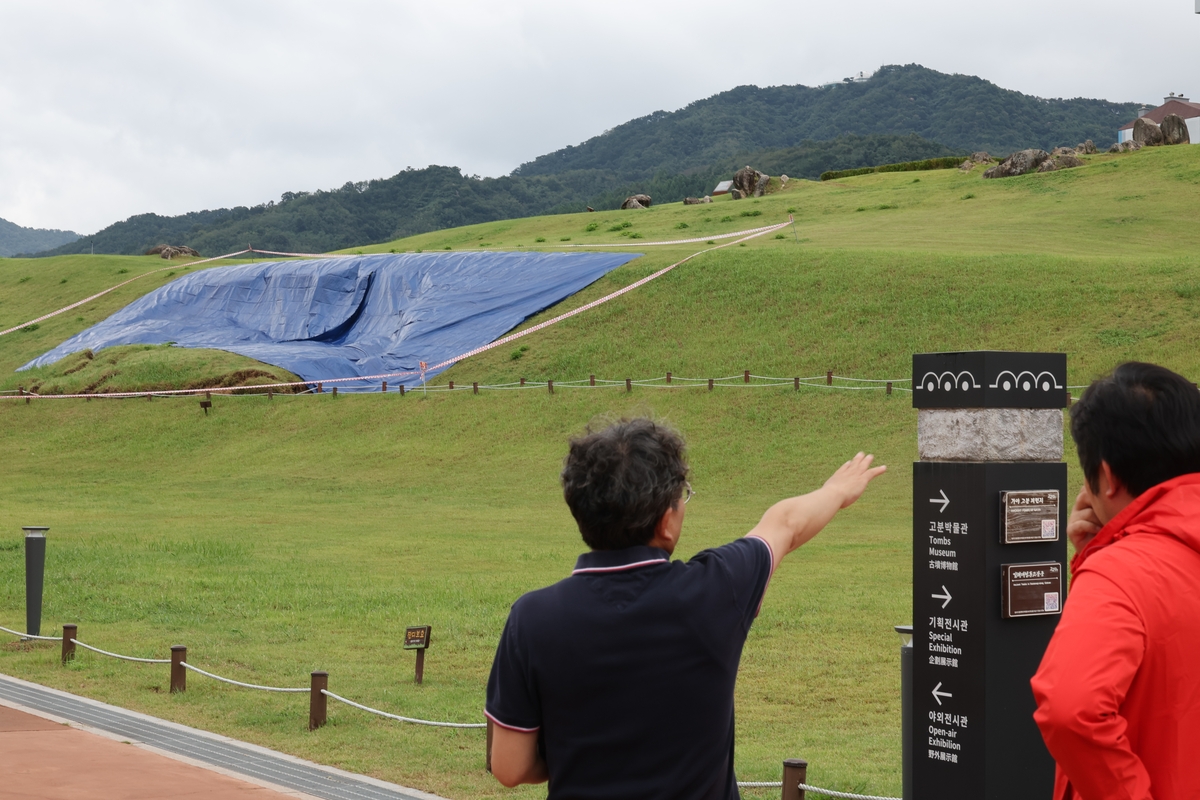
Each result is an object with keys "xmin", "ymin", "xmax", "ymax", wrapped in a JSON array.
[{"xmin": 1, "ymin": 0, "xmax": 1196, "ymax": 233}]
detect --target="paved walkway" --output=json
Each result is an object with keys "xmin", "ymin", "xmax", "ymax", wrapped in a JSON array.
[
  {"xmin": 0, "ymin": 704, "xmax": 308, "ymax": 800},
  {"xmin": 0, "ymin": 674, "xmax": 446, "ymax": 800}
]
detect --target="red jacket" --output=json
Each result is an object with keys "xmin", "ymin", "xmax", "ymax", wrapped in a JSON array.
[{"xmin": 1031, "ymin": 473, "xmax": 1200, "ymax": 800}]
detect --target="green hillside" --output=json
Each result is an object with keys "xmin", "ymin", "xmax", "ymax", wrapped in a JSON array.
[
  {"xmin": 34, "ymin": 63, "xmax": 1142, "ymax": 259},
  {"xmin": 1, "ymin": 145, "xmax": 1199, "ymax": 800},
  {"xmin": 36, "ymin": 135, "xmax": 955, "ymax": 259}
]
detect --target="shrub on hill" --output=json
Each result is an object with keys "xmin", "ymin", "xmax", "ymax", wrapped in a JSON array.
[{"xmin": 820, "ymin": 156, "xmax": 967, "ymax": 181}]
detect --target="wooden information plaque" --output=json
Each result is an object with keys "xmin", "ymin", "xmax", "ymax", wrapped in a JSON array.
[
  {"xmin": 404, "ymin": 625, "xmax": 432, "ymax": 650},
  {"xmin": 1001, "ymin": 490, "xmax": 1060, "ymax": 544},
  {"xmin": 1000, "ymin": 562, "xmax": 1063, "ymax": 619}
]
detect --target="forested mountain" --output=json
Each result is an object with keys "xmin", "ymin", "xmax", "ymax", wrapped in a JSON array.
[
  {"xmin": 38, "ymin": 135, "xmax": 956, "ymax": 257},
  {"xmin": 31, "ymin": 64, "xmax": 1139, "ymax": 257},
  {"xmin": 0, "ymin": 216, "xmax": 79, "ymax": 257},
  {"xmin": 516, "ymin": 64, "xmax": 1140, "ymax": 178}
]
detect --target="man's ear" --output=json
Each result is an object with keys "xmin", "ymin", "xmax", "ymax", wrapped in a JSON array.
[
  {"xmin": 1098, "ymin": 460, "xmax": 1124, "ymax": 498},
  {"xmin": 649, "ymin": 502, "xmax": 683, "ymax": 550}
]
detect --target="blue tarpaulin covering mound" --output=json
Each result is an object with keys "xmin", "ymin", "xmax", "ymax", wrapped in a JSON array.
[{"xmin": 22, "ymin": 251, "xmax": 639, "ymax": 389}]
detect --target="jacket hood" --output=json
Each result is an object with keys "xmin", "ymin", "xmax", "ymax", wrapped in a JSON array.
[{"xmin": 1072, "ymin": 472, "xmax": 1200, "ymax": 573}]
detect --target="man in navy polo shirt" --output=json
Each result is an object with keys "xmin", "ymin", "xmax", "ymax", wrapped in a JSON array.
[{"xmin": 486, "ymin": 417, "xmax": 886, "ymax": 799}]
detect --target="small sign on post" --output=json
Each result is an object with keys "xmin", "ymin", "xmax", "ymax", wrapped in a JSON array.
[
  {"xmin": 1001, "ymin": 562, "xmax": 1063, "ymax": 618},
  {"xmin": 1001, "ymin": 490, "xmax": 1060, "ymax": 544},
  {"xmin": 404, "ymin": 625, "xmax": 432, "ymax": 684}
]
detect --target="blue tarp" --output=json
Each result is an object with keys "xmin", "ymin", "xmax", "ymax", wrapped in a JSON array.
[{"xmin": 22, "ymin": 251, "xmax": 639, "ymax": 389}]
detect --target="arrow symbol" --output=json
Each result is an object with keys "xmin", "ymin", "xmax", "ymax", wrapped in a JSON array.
[
  {"xmin": 929, "ymin": 489, "xmax": 950, "ymax": 513},
  {"xmin": 932, "ymin": 682, "xmax": 952, "ymax": 706},
  {"xmin": 932, "ymin": 585, "xmax": 952, "ymax": 609}
]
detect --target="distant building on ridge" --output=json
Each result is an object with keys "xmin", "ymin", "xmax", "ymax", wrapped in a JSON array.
[{"xmin": 1117, "ymin": 94, "xmax": 1200, "ymax": 143}]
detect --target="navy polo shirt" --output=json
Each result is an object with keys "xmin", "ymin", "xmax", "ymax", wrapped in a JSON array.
[{"xmin": 486, "ymin": 536, "xmax": 774, "ymax": 800}]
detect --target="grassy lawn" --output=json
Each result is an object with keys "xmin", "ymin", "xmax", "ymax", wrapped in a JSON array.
[{"xmin": 1, "ymin": 144, "xmax": 1199, "ymax": 798}]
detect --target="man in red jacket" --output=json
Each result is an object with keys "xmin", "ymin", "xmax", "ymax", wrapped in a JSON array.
[{"xmin": 1031, "ymin": 362, "xmax": 1200, "ymax": 800}]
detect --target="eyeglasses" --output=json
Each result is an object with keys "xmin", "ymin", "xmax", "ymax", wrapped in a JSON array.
[{"xmin": 683, "ymin": 481, "xmax": 696, "ymax": 505}]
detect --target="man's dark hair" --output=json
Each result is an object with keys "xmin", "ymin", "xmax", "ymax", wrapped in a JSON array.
[
  {"xmin": 1070, "ymin": 362, "xmax": 1200, "ymax": 497},
  {"xmin": 561, "ymin": 418, "xmax": 689, "ymax": 550}
]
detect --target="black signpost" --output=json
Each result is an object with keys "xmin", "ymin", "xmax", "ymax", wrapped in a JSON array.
[{"xmin": 912, "ymin": 352, "xmax": 1068, "ymax": 800}]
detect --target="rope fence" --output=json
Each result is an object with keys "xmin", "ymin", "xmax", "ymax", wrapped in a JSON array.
[
  {"xmin": 0, "ymin": 623, "xmax": 59, "ymax": 641},
  {"xmin": 796, "ymin": 783, "xmax": 900, "ymax": 800},
  {"xmin": 71, "ymin": 638, "xmax": 170, "ymax": 664},
  {"xmin": 1, "ymin": 622, "xmax": 487, "ymax": 731},
  {"xmin": 5, "ymin": 371, "xmax": 917, "ymax": 403},
  {"xmin": 321, "ymin": 690, "xmax": 487, "ymax": 728},
  {"xmin": 4, "ymin": 620, "xmax": 896, "ymax": 796},
  {"xmin": 180, "ymin": 662, "xmax": 308, "ymax": 693}
]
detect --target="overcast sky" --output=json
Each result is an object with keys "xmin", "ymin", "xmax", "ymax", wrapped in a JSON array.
[{"xmin": 2, "ymin": 0, "xmax": 1198, "ymax": 234}]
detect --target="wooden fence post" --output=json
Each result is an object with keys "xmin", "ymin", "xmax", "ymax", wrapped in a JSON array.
[
  {"xmin": 449, "ymin": 381, "xmax": 454, "ymax": 390},
  {"xmin": 708, "ymin": 378, "xmax": 714, "ymax": 391},
  {"xmin": 626, "ymin": 378, "xmax": 632, "ymax": 393},
  {"xmin": 520, "ymin": 377, "xmax": 526, "ymax": 386},
  {"xmin": 666, "ymin": 372, "xmax": 672, "ymax": 384},
  {"xmin": 309, "ymin": 671, "xmax": 328, "ymax": 730},
  {"xmin": 886, "ymin": 381, "xmax": 892, "ymax": 395},
  {"xmin": 332, "ymin": 386, "xmax": 337, "ymax": 398},
  {"xmin": 548, "ymin": 380, "xmax": 554, "ymax": 394},
  {"xmin": 781, "ymin": 757, "xmax": 808, "ymax": 800},
  {"xmin": 826, "ymin": 371, "xmax": 833, "ymax": 386},
  {"xmin": 382, "ymin": 381, "xmax": 387, "ymax": 393},
  {"xmin": 473, "ymin": 382, "xmax": 479, "ymax": 394},
  {"xmin": 794, "ymin": 377, "xmax": 800, "ymax": 391},
  {"xmin": 589, "ymin": 375, "xmax": 595, "ymax": 386},
  {"xmin": 170, "ymin": 645, "xmax": 186, "ymax": 693},
  {"xmin": 399, "ymin": 385, "xmax": 405, "ymax": 396},
  {"xmin": 744, "ymin": 370, "xmax": 750, "ymax": 383},
  {"xmin": 61, "ymin": 624, "xmax": 76, "ymax": 665}
]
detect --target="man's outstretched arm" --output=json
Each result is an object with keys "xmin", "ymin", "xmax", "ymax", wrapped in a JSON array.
[
  {"xmin": 490, "ymin": 725, "xmax": 548, "ymax": 787},
  {"xmin": 748, "ymin": 452, "xmax": 886, "ymax": 572}
]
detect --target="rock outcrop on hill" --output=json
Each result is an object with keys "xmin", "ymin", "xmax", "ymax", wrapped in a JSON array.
[
  {"xmin": 732, "ymin": 166, "xmax": 769, "ymax": 199},
  {"xmin": 620, "ymin": 194, "xmax": 652, "ymax": 210},
  {"xmin": 1076, "ymin": 140, "xmax": 1097, "ymax": 154},
  {"xmin": 983, "ymin": 149, "xmax": 1050, "ymax": 178},
  {"xmin": 961, "ymin": 151, "xmax": 994, "ymax": 171},
  {"xmin": 1133, "ymin": 118, "xmax": 1164, "ymax": 147},
  {"xmin": 1108, "ymin": 140, "xmax": 1144, "ymax": 153},
  {"xmin": 683, "ymin": 196, "xmax": 712, "ymax": 205},
  {"xmin": 1161, "ymin": 114, "xmax": 1191, "ymax": 145},
  {"xmin": 145, "ymin": 244, "xmax": 200, "ymax": 259},
  {"xmin": 1037, "ymin": 154, "xmax": 1084, "ymax": 173}
]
